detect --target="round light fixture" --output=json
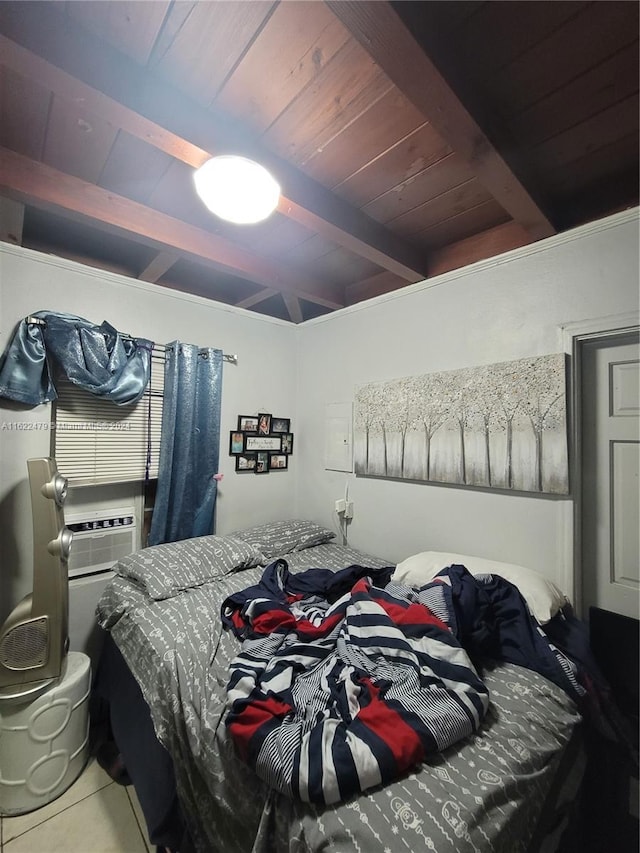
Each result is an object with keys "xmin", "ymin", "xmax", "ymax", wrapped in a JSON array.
[{"xmin": 193, "ymin": 155, "xmax": 281, "ymax": 225}]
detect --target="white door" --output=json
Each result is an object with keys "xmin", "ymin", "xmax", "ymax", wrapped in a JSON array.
[{"xmin": 581, "ymin": 331, "xmax": 640, "ymax": 620}]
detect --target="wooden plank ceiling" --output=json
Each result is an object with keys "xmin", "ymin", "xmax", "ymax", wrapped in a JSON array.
[{"xmin": 0, "ymin": 1, "xmax": 637, "ymax": 323}]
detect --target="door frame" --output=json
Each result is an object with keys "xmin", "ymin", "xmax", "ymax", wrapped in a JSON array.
[{"xmin": 561, "ymin": 311, "xmax": 639, "ymax": 618}]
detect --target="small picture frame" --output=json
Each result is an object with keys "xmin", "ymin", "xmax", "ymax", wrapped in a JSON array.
[
  {"xmin": 257, "ymin": 413, "xmax": 272, "ymax": 435},
  {"xmin": 271, "ymin": 417, "xmax": 290, "ymax": 433},
  {"xmin": 238, "ymin": 415, "xmax": 259, "ymax": 432},
  {"xmin": 235, "ymin": 453, "xmax": 257, "ymax": 472},
  {"xmin": 255, "ymin": 451, "xmax": 269, "ymax": 474},
  {"xmin": 280, "ymin": 433, "xmax": 294, "ymax": 454},
  {"xmin": 229, "ymin": 431, "xmax": 245, "ymax": 454},
  {"xmin": 269, "ymin": 453, "xmax": 288, "ymax": 470},
  {"xmin": 244, "ymin": 434, "xmax": 282, "ymax": 452}
]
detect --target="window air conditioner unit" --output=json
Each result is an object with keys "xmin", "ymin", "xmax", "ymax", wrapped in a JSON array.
[{"xmin": 65, "ymin": 508, "xmax": 137, "ymax": 579}]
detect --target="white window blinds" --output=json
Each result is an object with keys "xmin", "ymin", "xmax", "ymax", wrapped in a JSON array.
[{"xmin": 52, "ymin": 347, "xmax": 165, "ymax": 486}]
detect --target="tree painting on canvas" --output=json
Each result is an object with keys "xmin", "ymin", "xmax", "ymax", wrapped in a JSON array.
[{"xmin": 354, "ymin": 353, "xmax": 569, "ymax": 494}]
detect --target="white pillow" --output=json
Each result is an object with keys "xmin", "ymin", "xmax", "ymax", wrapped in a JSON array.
[{"xmin": 392, "ymin": 551, "xmax": 568, "ymax": 624}]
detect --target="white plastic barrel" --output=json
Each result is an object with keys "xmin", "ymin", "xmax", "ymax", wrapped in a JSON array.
[{"xmin": 0, "ymin": 652, "xmax": 91, "ymax": 815}]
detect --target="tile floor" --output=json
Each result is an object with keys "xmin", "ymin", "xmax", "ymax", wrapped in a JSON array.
[{"xmin": 1, "ymin": 758, "xmax": 152, "ymax": 853}]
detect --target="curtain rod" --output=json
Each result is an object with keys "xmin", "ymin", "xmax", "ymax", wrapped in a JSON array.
[{"xmin": 25, "ymin": 315, "xmax": 238, "ymax": 365}]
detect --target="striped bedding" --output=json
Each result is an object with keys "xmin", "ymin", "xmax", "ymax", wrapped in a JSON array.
[{"xmin": 222, "ymin": 560, "xmax": 582, "ymax": 808}]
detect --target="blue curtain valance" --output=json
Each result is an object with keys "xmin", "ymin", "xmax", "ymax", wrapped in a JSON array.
[{"xmin": 0, "ymin": 311, "xmax": 152, "ymax": 406}]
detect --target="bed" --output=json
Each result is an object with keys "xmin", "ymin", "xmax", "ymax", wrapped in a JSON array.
[{"xmin": 94, "ymin": 520, "xmax": 592, "ymax": 853}]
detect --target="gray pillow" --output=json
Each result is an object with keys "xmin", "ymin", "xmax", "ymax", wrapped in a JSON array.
[
  {"xmin": 114, "ymin": 534, "xmax": 262, "ymax": 600},
  {"xmin": 229, "ymin": 519, "xmax": 335, "ymax": 561}
]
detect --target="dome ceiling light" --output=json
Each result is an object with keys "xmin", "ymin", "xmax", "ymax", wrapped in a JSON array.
[{"xmin": 193, "ymin": 155, "xmax": 281, "ymax": 225}]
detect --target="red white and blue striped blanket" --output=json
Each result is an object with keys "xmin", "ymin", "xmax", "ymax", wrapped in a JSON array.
[{"xmin": 222, "ymin": 561, "xmax": 490, "ymax": 805}]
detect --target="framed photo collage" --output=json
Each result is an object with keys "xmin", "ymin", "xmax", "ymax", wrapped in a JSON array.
[{"xmin": 229, "ymin": 413, "xmax": 293, "ymax": 474}]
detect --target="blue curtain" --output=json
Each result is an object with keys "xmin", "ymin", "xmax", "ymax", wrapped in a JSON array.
[{"xmin": 148, "ymin": 342, "xmax": 223, "ymax": 545}]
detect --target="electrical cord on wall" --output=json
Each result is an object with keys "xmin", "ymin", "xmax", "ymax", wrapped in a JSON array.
[
  {"xmin": 334, "ymin": 508, "xmax": 347, "ymax": 546},
  {"xmin": 333, "ymin": 480, "xmax": 350, "ymax": 546}
]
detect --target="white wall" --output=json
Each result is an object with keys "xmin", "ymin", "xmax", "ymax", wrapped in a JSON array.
[
  {"xmin": 294, "ymin": 209, "xmax": 640, "ymax": 593},
  {"xmin": 0, "ymin": 245, "xmax": 298, "ymax": 619}
]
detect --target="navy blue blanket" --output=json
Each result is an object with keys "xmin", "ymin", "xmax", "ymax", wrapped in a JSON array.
[{"xmin": 441, "ymin": 564, "xmax": 584, "ymax": 701}]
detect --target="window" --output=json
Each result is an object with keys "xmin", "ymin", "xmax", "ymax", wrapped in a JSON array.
[{"xmin": 52, "ymin": 346, "xmax": 165, "ymax": 486}]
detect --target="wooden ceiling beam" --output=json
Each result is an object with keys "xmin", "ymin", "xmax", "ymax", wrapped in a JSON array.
[
  {"xmin": 0, "ymin": 2, "xmax": 428, "ymax": 282},
  {"xmin": 235, "ymin": 288, "xmax": 279, "ymax": 310},
  {"xmin": 427, "ymin": 222, "xmax": 533, "ymax": 278},
  {"xmin": 326, "ymin": 1, "xmax": 556, "ymax": 241},
  {"xmin": 138, "ymin": 251, "xmax": 180, "ymax": 283},
  {"xmin": 281, "ymin": 293, "xmax": 304, "ymax": 325},
  {"xmin": 345, "ymin": 270, "xmax": 410, "ymax": 305},
  {"xmin": 229, "ymin": 284, "xmax": 304, "ymax": 324},
  {"xmin": 0, "ymin": 147, "xmax": 344, "ymax": 310},
  {"xmin": 345, "ymin": 222, "xmax": 534, "ymax": 303},
  {"xmin": 0, "ymin": 32, "xmax": 210, "ymax": 169}
]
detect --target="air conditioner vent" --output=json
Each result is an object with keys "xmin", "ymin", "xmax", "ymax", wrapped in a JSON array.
[{"xmin": 65, "ymin": 507, "xmax": 137, "ymax": 578}]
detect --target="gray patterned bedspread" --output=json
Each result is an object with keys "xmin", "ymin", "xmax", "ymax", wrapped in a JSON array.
[{"xmin": 96, "ymin": 542, "xmax": 582, "ymax": 853}]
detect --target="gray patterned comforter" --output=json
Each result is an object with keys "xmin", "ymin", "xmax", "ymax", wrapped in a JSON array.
[{"xmin": 96, "ymin": 542, "xmax": 582, "ymax": 853}]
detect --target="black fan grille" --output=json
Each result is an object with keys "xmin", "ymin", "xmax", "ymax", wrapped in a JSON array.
[{"xmin": 0, "ymin": 618, "xmax": 49, "ymax": 669}]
